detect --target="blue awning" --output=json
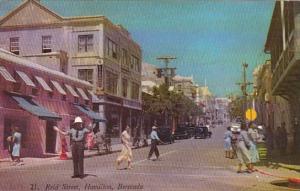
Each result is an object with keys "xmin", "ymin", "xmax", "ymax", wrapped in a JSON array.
[
  {"xmin": 11, "ymin": 96, "xmax": 61, "ymax": 120},
  {"xmin": 74, "ymin": 105, "xmax": 105, "ymax": 122}
]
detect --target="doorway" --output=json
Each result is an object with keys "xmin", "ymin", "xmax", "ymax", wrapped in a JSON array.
[{"xmin": 46, "ymin": 121, "xmax": 57, "ymax": 153}]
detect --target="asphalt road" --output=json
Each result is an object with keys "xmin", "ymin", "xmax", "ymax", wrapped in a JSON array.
[{"xmin": 0, "ymin": 125, "xmax": 292, "ymax": 191}]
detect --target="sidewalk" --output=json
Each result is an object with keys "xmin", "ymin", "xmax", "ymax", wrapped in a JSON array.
[{"xmin": 0, "ymin": 140, "xmax": 151, "ymax": 169}]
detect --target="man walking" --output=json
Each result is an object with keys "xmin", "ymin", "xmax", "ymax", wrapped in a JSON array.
[
  {"xmin": 148, "ymin": 123, "xmax": 161, "ymax": 161},
  {"xmin": 54, "ymin": 116, "xmax": 95, "ymax": 179}
]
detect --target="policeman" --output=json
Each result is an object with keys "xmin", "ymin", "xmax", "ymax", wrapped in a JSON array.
[{"xmin": 54, "ymin": 116, "xmax": 94, "ymax": 179}]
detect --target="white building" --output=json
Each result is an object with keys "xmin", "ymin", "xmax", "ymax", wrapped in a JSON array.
[{"xmin": 0, "ymin": 0, "xmax": 142, "ymax": 137}]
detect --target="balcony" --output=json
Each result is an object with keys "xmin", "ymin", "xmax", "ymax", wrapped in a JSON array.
[{"xmin": 271, "ymin": 33, "xmax": 300, "ymax": 97}]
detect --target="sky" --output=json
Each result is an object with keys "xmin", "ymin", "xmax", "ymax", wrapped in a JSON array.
[{"xmin": 0, "ymin": 0, "xmax": 275, "ymax": 97}]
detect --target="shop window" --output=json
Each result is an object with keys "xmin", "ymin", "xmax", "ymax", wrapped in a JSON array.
[{"xmin": 3, "ymin": 118, "xmax": 27, "ymax": 149}]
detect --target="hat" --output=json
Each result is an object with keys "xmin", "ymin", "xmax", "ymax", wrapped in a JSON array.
[
  {"xmin": 74, "ymin": 116, "xmax": 83, "ymax": 124},
  {"xmin": 231, "ymin": 125, "xmax": 240, "ymax": 132},
  {"xmin": 152, "ymin": 126, "xmax": 157, "ymax": 129}
]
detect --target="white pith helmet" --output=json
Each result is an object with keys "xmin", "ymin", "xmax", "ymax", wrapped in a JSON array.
[{"xmin": 74, "ymin": 116, "xmax": 83, "ymax": 124}]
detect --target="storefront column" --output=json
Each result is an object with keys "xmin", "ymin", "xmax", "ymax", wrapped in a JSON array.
[{"xmin": 98, "ymin": 104, "xmax": 107, "ymax": 134}]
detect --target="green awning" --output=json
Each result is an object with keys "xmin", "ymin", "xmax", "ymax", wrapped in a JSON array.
[
  {"xmin": 12, "ymin": 96, "xmax": 61, "ymax": 120},
  {"xmin": 74, "ymin": 105, "xmax": 105, "ymax": 122}
]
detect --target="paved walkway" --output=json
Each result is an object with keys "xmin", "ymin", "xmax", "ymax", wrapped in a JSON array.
[{"xmin": 0, "ymin": 140, "xmax": 150, "ymax": 169}]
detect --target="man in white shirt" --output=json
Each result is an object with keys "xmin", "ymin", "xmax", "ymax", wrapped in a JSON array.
[{"xmin": 147, "ymin": 123, "xmax": 161, "ymax": 160}]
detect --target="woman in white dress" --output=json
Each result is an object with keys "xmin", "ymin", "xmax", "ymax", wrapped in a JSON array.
[{"xmin": 116, "ymin": 126, "xmax": 133, "ymax": 170}]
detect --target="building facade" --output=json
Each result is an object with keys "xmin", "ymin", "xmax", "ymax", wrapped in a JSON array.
[
  {"xmin": 0, "ymin": 0, "xmax": 142, "ymax": 138},
  {"xmin": 265, "ymin": 1, "xmax": 300, "ymax": 153},
  {"xmin": 0, "ymin": 49, "xmax": 103, "ymax": 158}
]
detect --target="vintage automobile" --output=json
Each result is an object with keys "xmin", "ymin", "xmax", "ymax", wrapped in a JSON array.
[
  {"xmin": 174, "ymin": 127, "xmax": 189, "ymax": 140},
  {"xmin": 194, "ymin": 126, "xmax": 209, "ymax": 139},
  {"xmin": 157, "ymin": 127, "xmax": 173, "ymax": 144}
]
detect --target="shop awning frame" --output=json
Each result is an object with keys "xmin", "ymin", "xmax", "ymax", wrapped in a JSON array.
[
  {"xmin": 11, "ymin": 95, "xmax": 61, "ymax": 121},
  {"xmin": 74, "ymin": 104, "xmax": 105, "ymax": 122}
]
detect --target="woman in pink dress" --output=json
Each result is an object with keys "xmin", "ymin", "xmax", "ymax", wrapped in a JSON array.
[{"xmin": 86, "ymin": 132, "xmax": 94, "ymax": 151}]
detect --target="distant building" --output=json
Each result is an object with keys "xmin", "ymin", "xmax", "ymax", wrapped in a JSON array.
[
  {"xmin": 172, "ymin": 75, "xmax": 197, "ymax": 101},
  {"xmin": 141, "ymin": 62, "xmax": 164, "ymax": 95},
  {"xmin": 0, "ymin": 0, "xmax": 142, "ymax": 138}
]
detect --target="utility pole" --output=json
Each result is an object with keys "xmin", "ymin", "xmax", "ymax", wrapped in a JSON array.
[
  {"xmin": 156, "ymin": 56, "xmax": 176, "ymax": 88},
  {"xmin": 236, "ymin": 63, "xmax": 253, "ymax": 121},
  {"xmin": 156, "ymin": 55, "xmax": 176, "ymax": 129}
]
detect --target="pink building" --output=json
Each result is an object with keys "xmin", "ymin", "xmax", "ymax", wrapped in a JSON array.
[{"xmin": 0, "ymin": 49, "xmax": 103, "ymax": 158}]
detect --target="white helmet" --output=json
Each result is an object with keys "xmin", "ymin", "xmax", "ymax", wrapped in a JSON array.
[{"xmin": 74, "ymin": 116, "xmax": 83, "ymax": 124}]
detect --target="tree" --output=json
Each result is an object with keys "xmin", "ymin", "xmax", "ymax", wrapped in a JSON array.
[{"xmin": 142, "ymin": 84, "xmax": 203, "ymax": 127}]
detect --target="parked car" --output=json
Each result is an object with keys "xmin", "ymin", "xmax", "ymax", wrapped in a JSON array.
[
  {"xmin": 174, "ymin": 127, "xmax": 189, "ymax": 140},
  {"xmin": 157, "ymin": 127, "xmax": 173, "ymax": 144},
  {"xmin": 194, "ymin": 126, "xmax": 209, "ymax": 139},
  {"xmin": 186, "ymin": 126, "xmax": 195, "ymax": 137}
]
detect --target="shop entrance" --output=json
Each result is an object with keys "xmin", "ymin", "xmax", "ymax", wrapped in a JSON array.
[{"xmin": 46, "ymin": 121, "xmax": 57, "ymax": 153}]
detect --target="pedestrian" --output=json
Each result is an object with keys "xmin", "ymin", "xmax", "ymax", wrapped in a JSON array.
[
  {"xmin": 116, "ymin": 125, "xmax": 133, "ymax": 170},
  {"xmin": 6, "ymin": 130, "xmax": 14, "ymax": 161},
  {"xmin": 247, "ymin": 123, "xmax": 260, "ymax": 171},
  {"xmin": 53, "ymin": 116, "xmax": 95, "ymax": 179},
  {"xmin": 11, "ymin": 126, "xmax": 22, "ymax": 165},
  {"xmin": 280, "ymin": 122, "xmax": 287, "ymax": 154},
  {"xmin": 94, "ymin": 129, "xmax": 104, "ymax": 154},
  {"xmin": 232, "ymin": 123, "xmax": 252, "ymax": 173},
  {"xmin": 86, "ymin": 131, "xmax": 95, "ymax": 151},
  {"xmin": 147, "ymin": 122, "xmax": 162, "ymax": 161},
  {"xmin": 224, "ymin": 126, "xmax": 233, "ymax": 159}
]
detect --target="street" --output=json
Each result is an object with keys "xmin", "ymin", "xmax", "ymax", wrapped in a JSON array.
[{"xmin": 0, "ymin": 125, "xmax": 288, "ymax": 191}]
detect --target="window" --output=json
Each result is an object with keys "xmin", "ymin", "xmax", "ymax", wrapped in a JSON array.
[
  {"xmin": 107, "ymin": 38, "xmax": 117, "ymax": 59},
  {"xmin": 130, "ymin": 55, "xmax": 140, "ymax": 72},
  {"xmin": 122, "ymin": 78, "xmax": 128, "ymax": 97},
  {"xmin": 121, "ymin": 49, "xmax": 128, "ymax": 68},
  {"xmin": 10, "ymin": 37, "xmax": 19, "ymax": 55},
  {"xmin": 131, "ymin": 82, "xmax": 139, "ymax": 100},
  {"xmin": 78, "ymin": 35, "xmax": 93, "ymax": 52},
  {"xmin": 78, "ymin": 69, "xmax": 93, "ymax": 84},
  {"xmin": 105, "ymin": 70, "xmax": 118, "ymax": 95},
  {"xmin": 42, "ymin": 36, "xmax": 52, "ymax": 53}
]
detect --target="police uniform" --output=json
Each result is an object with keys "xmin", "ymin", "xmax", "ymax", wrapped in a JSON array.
[{"xmin": 67, "ymin": 128, "xmax": 90, "ymax": 178}]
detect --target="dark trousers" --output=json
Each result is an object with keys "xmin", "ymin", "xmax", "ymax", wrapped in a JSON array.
[
  {"xmin": 148, "ymin": 140, "xmax": 159, "ymax": 159},
  {"xmin": 71, "ymin": 142, "xmax": 84, "ymax": 176}
]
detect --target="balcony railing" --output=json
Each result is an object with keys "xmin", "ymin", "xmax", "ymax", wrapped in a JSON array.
[{"xmin": 272, "ymin": 34, "xmax": 295, "ymax": 92}]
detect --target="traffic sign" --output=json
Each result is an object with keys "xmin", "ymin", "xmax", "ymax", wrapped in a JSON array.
[{"xmin": 245, "ymin": 108, "xmax": 257, "ymax": 121}]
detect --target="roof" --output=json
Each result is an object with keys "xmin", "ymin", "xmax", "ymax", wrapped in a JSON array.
[
  {"xmin": 0, "ymin": 0, "xmax": 139, "ymax": 48},
  {"xmin": 264, "ymin": 2, "xmax": 280, "ymax": 52},
  {"xmin": 173, "ymin": 75, "xmax": 193, "ymax": 82},
  {"xmin": 142, "ymin": 80, "xmax": 157, "ymax": 87},
  {"xmin": 0, "ymin": 48, "xmax": 92, "ymax": 87}
]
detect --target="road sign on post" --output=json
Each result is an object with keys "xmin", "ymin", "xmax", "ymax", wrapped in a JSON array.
[{"xmin": 245, "ymin": 108, "xmax": 257, "ymax": 121}]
